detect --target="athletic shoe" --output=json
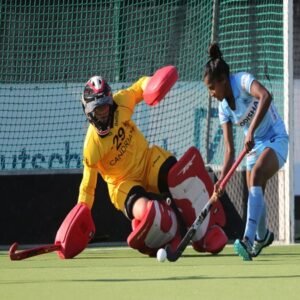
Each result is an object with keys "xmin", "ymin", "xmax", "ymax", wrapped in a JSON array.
[
  {"xmin": 252, "ymin": 230, "xmax": 274, "ymax": 257},
  {"xmin": 233, "ymin": 237, "xmax": 253, "ymax": 261}
]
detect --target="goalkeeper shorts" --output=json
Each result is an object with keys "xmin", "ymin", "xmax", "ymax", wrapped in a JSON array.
[{"xmin": 107, "ymin": 145, "xmax": 173, "ymax": 213}]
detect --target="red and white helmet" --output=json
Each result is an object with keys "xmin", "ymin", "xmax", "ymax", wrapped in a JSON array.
[{"xmin": 81, "ymin": 76, "xmax": 114, "ymax": 136}]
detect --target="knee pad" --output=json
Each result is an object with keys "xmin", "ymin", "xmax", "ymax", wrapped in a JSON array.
[
  {"xmin": 168, "ymin": 147, "xmax": 226, "ymax": 243},
  {"xmin": 192, "ymin": 225, "xmax": 228, "ymax": 254},
  {"xmin": 127, "ymin": 200, "xmax": 180, "ymax": 256}
]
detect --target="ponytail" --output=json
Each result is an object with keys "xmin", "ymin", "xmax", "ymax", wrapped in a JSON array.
[
  {"xmin": 203, "ymin": 42, "xmax": 230, "ymax": 81},
  {"xmin": 208, "ymin": 42, "xmax": 223, "ymax": 60}
]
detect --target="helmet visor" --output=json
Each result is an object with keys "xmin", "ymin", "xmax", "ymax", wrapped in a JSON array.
[{"xmin": 84, "ymin": 96, "xmax": 113, "ymax": 114}]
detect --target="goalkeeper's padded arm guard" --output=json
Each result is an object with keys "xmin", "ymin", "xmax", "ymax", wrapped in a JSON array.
[{"xmin": 143, "ymin": 65, "xmax": 178, "ymax": 106}]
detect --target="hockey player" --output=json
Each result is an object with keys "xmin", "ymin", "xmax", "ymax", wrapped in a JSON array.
[
  {"xmin": 203, "ymin": 43, "xmax": 288, "ymax": 261},
  {"xmin": 56, "ymin": 66, "xmax": 227, "ymax": 258}
]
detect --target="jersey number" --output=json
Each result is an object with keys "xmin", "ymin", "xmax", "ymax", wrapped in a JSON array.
[{"xmin": 113, "ymin": 127, "xmax": 125, "ymax": 150}]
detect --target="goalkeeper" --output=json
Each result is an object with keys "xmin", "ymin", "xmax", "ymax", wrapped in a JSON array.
[
  {"xmin": 78, "ymin": 72, "xmax": 178, "ymax": 256},
  {"xmin": 73, "ymin": 66, "xmax": 227, "ymax": 257},
  {"xmin": 203, "ymin": 43, "xmax": 289, "ymax": 261}
]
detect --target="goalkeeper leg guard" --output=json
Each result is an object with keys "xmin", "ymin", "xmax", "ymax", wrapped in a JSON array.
[
  {"xmin": 168, "ymin": 147, "xmax": 227, "ymax": 253},
  {"xmin": 127, "ymin": 200, "xmax": 180, "ymax": 257},
  {"xmin": 192, "ymin": 224, "xmax": 228, "ymax": 254}
]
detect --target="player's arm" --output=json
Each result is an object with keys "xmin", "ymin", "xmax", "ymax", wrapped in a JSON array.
[
  {"xmin": 245, "ymin": 80, "xmax": 272, "ymax": 151},
  {"xmin": 117, "ymin": 65, "xmax": 178, "ymax": 110},
  {"xmin": 55, "ymin": 154, "xmax": 98, "ymax": 259},
  {"xmin": 78, "ymin": 161, "xmax": 98, "ymax": 209},
  {"xmin": 77, "ymin": 128, "xmax": 101, "ymax": 209},
  {"xmin": 127, "ymin": 76, "xmax": 150, "ymax": 100},
  {"xmin": 114, "ymin": 76, "xmax": 150, "ymax": 110},
  {"xmin": 249, "ymin": 80, "xmax": 272, "ymax": 130}
]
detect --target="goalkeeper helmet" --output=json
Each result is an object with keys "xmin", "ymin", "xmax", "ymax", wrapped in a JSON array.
[{"xmin": 81, "ymin": 76, "xmax": 114, "ymax": 137}]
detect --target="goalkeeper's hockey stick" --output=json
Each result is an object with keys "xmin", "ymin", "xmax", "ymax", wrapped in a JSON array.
[
  {"xmin": 9, "ymin": 203, "xmax": 95, "ymax": 261},
  {"xmin": 165, "ymin": 148, "xmax": 247, "ymax": 262},
  {"xmin": 9, "ymin": 242, "xmax": 61, "ymax": 261}
]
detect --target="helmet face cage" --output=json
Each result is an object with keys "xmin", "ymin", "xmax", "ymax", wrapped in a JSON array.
[{"xmin": 81, "ymin": 76, "xmax": 113, "ymax": 136}]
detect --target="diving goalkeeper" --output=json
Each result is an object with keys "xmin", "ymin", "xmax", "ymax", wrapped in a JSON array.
[{"xmin": 61, "ymin": 66, "xmax": 227, "ymax": 258}]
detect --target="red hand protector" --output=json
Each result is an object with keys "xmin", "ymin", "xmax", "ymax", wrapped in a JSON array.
[
  {"xmin": 55, "ymin": 203, "xmax": 95, "ymax": 259},
  {"xmin": 143, "ymin": 65, "xmax": 178, "ymax": 106}
]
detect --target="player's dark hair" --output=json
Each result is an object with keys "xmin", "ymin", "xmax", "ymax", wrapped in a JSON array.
[{"xmin": 203, "ymin": 43, "xmax": 230, "ymax": 81}]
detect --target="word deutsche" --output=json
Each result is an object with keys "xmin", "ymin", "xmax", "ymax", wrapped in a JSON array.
[{"xmin": 0, "ymin": 142, "xmax": 82, "ymax": 170}]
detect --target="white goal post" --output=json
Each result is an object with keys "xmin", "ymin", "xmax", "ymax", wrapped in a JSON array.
[{"xmin": 281, "ymin": 0, "xmax": 294, "ymax": 243}]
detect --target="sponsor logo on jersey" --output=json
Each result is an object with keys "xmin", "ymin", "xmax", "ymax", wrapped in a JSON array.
[
  {"xmin": 238, "ymin": 100, "xmax": 258, "ymax": 127},
  {"xmin": 110, "ymin": 126, "xmax": 134, "ymax": 166}
]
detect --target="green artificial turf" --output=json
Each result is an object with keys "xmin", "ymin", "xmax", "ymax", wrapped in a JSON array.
[{"xmin": 1, "ymin": 245, "xmax": 300, "ymax": 300}]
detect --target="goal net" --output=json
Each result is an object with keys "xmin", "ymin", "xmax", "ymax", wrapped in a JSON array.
[{"xmin": 0, "ymin": 0, "xmax": 293, "ymax": 242}]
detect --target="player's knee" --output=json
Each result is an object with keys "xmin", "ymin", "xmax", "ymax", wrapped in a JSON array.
[
  {"xmin": 192, "ymin": 225, "xmax": 228, "ymax": 254},
  {"xmin": 249, "ymin": 164, "xmax": 269, "ymax": 186},
  {"xmin": 125, "ymin": 186, "xmax": 151, "ymax": 220},
  {"xmin": 132, "ymin": 197, "xmax": 150, "ymax": 220}
]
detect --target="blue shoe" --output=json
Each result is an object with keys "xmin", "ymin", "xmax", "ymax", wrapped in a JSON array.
[
  {"xmin": 233, "ymin": 238, "xmax": 253, "ymax": 261},
  {"xmin": 252, "ymin": 230, "xmax": 274, "ymax": 257}
]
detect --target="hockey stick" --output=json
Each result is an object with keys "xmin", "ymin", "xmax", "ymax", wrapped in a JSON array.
[
  {"xmin": 9, "ymin": 203, "xmax": 95, "ymax": 261},
  {"xmin": 9, "ymin": 242, "xmax": 61, "ymax": 261},
  {"xmin": 165, "ymin": 148, "xmax": 247, "ymax": 262}
]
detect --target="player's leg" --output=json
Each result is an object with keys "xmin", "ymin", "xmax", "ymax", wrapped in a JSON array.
[
  {"xmin": 125, "ymin": 186, "xmax": 181, "ymax": 256},
  {"xmin": 144, "ymin": 146, "xmax": 190, "ymax": 235},
  {"xmin": 145, "ymin": 146, "xmax": 227, "ymax": 255},
  {"xmin": 127, "ymin": 146, "xmax": 227, "ymax": 256},
  {"xmin": 251, "ymin": 139, "xmax": 287, "ymax": 257},
  {"xmin": 131, "ymin": 196, "xmax": 149, "ymax": 220},
  {"xmin": 127, "ymin": 197, "xmax": 181, "ymax": 256},
  {"xmin": 167, "ymin": 147, "xmax": 228, "ymax": 254},
  {"xmin": 139, "ymin": 144, "xmax": 181, "ymax": 223},
  {"xmin": 110, "ymin": 180, "xmax": 181, "ymax": 257},
  {"xmin": 144, "ymin": 145, "xmax": 176, "ymax": 195},
  {"xmin": 246, "ymin": 177, "xmax": 275, "ymax": 258},
  {"xmin": 234, "ymin": 146, "xmax": 280, "ymax": 260},
  {"xmin": 123, "ymin": 184, "xmax": 151, "ymax": 220},
  {"xmin": 125, "ymin": 147, "xmax": 182, "ymax": 256}
]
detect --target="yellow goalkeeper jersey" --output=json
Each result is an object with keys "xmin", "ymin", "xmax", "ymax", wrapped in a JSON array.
[{"xmin": 78, "ymin": 77, "xmax": 150, "ymax": 208}]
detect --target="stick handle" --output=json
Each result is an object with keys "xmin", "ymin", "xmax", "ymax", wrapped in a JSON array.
[
  {"xmin": 219, "ymin": 148, "xmax": 247, "ymax": 190},
  {"xmin": 166, "ymin": 148, "xmax": 247, "ymax": 262}
]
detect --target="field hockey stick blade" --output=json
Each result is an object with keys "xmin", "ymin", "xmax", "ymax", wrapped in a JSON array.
[
  {"xmin": 165, "ymin": 199, "xmax": 214, "ymax": 262},
  {"xmin": 9, "ymin": 242, "xmax": 61, "ymax": 261}
]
